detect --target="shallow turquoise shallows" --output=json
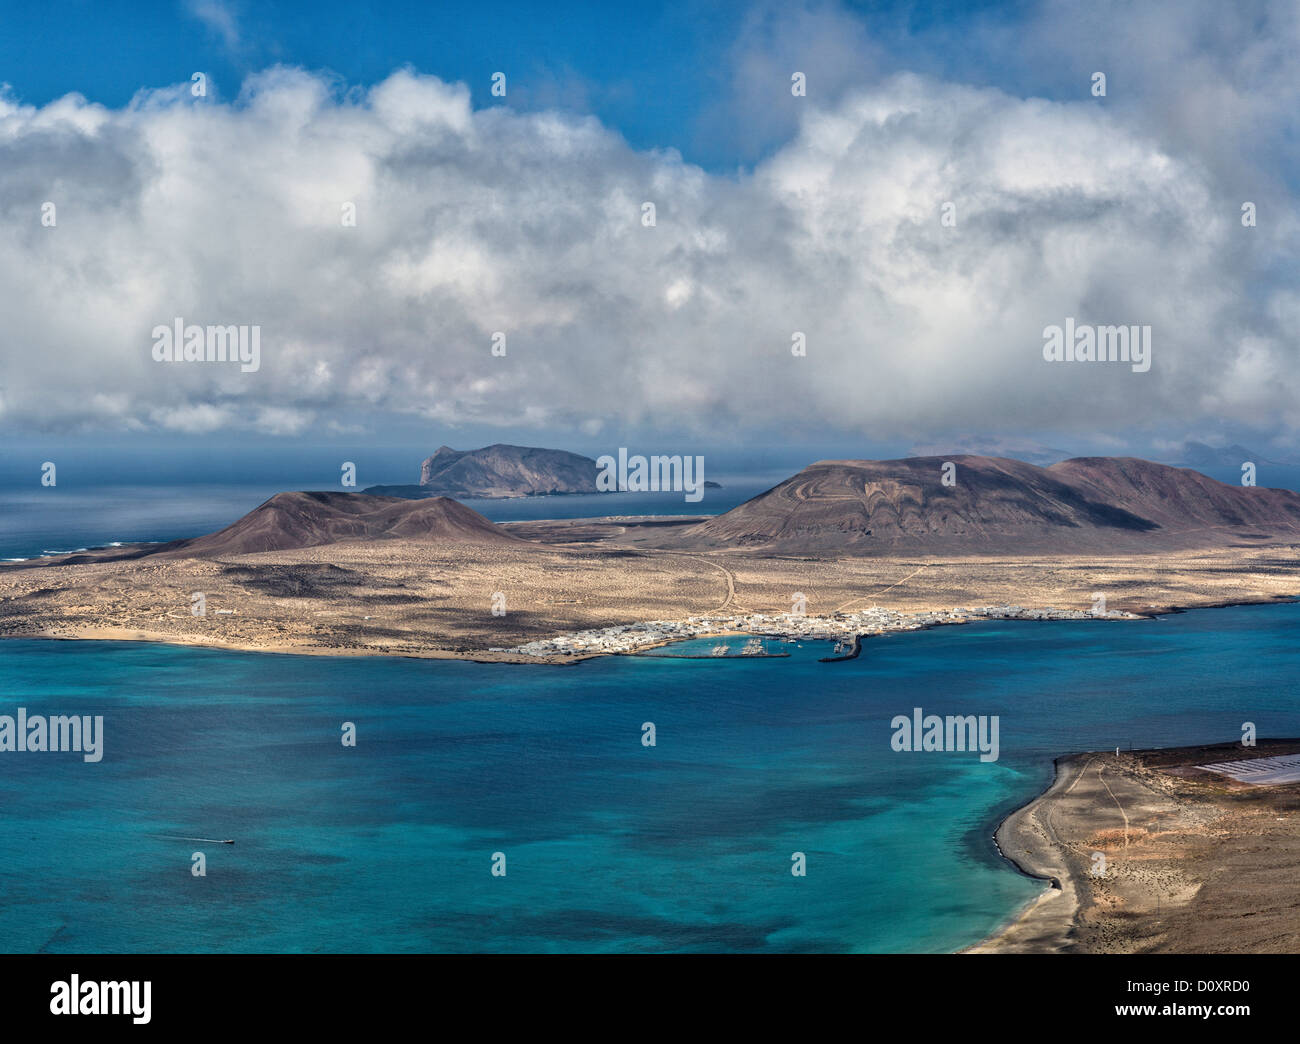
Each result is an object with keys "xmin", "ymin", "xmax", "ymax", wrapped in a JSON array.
[{"xmin": 2, "ymin": 601, "xmax": 1297, "ymax": 953}]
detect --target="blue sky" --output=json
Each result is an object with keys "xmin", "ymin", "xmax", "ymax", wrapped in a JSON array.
[
  {"xmin": 1, "ymin": 0, "xmax": 1297, "ymax": 465},
  {"xmin": 3, "ymin": 0, "xmax": 1036, "ymax": 168},
  {"xmin": 4, "ymin": 1, "xmax": 757, "ymax": 164}
]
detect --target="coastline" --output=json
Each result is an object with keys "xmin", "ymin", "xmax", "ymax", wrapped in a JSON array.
[
  {"xmin": 969, "ymin": 739, "xmax": 1300, "ymax": 954},
  {"xmin": 0, "ymin": 628, "xmax": 597, "ymax": 665},
  {"xmin": 964, "ymin": 756, "xmax": 1084, "ymax": 953},
  {"xmin": 0, "ymin": 594, "xmax": 1290, "ymax": 665},
  {"xmin": 0, "ymin": 608, "xmax": 1150, "ymax": 664},
  {"xmin": 4, "ymin": 529, "xmax": 1297, "ymax": 666},
  {"xmin": 8, "ymin": 607, "xmax": 1300, "ymax": 954},
  {"xmin": 0, "ymin": 626, "xmax": 773, "ymax": 665}
]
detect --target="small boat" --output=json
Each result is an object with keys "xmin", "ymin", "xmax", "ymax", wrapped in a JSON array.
[
  {"xmin": 158, "ymin": 836, "xmax": 235, "ymax": 844},
  {"xmin": 741, "ymin": 638, "xmax": 765, "ymax": 656},
  {"xmin": 710, "ymin": 643, "xmax": 730, "ymax": 656}
]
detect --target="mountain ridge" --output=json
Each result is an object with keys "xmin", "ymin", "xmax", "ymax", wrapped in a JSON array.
[
  {"xmin": 669, "ymin": 454, "xmax": 1300, "ymax": 554},
  {"xmin": 153, "ymin": 491, "xmax": 524, "ymax": 557}
]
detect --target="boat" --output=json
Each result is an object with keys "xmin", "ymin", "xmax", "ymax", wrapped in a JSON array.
[
  {"xmin": 710, "ymin": 643, "xmax": 729, "ymax": 656},
  {"xmin": 741, "ymin": 637, "xmax": 765, "ymax": 656}
]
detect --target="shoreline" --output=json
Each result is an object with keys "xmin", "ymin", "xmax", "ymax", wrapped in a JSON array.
[
  {"xmin": 989, "ymin": 760, "xmax": 1064, "ymax": 888},
  {"xmin": 5, "ymin": 531, "xmax": 1297, "ymax": 666},
  {"xmin": 968, "ymin": 738, "xmax": 1300, "ymax": 954},
  {"xmin": 0, "ymin": 594, "xmax": 1293, "ymax": 665},
  {"xmin": 8, "ymin": 607, "xmax": 1300, "ymax": 953},
  {"xmin": 964, "ymin": 756, "xmax": 1084, "ymax": 954}
]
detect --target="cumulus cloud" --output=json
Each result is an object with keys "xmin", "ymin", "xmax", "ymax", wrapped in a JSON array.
[{"xmin": 0, "ymin": 27, "xmax": 1295, "ymax": 446}]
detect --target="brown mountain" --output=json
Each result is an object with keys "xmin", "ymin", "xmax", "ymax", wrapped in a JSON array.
[
  {"xmin": 365, "ymin": 444, "xmax": 601, "ymax": 499},
  {"xmin": 154, "ymin": 492, "xmax": 525, "ymax": 557},
  {"xmin": 1046, "ymin": 457, "xmax": 1300, "ymax": 532},
  {"xmin": 672, "ymin": 455, "xmax": 1300, "ymax": 554}
]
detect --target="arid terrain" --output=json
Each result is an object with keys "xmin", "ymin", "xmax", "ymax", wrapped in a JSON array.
[
  {"xmin": 0, "ymin": 515, "xmax": 1298, "ymax": 660},
  {"xmin": 2, "ymin": 466, "xmax": 1298, "ymax": 955},
  {"xmin": 973, "ymin": 741, "xmax": 1300, "ymax": 953},
  {"xmin": 3, "ymin": 455, "xmax": 1299, "ymax": 660}
]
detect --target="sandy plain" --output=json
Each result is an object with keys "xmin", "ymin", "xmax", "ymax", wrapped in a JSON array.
[
  {"xmin": 972, "ymin": 741, "xmax": 1300, "ymax": 953},
  {"xmin": 0, "ymin": 517, "xmax": 1296, "ymax": 661}
]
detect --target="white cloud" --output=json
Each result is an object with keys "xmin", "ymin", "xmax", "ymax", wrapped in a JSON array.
[{"xmin": 0, "ymin": 50, "xmax": 1295, "ymax": 444}]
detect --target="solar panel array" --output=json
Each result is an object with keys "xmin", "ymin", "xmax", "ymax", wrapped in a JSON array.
[{"xmin": 1197, "ymin": 752, "xmax": 1300, "ymax": 786}]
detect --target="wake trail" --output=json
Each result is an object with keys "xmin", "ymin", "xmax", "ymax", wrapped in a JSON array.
[{"xmin": 154, "ymin": 835, "xmax": 235, "ymax": 844}]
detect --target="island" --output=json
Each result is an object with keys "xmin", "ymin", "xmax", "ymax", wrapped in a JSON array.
[{"xmin": 1, "ymin": 455, "xmax": 1298, "ymax": 663}]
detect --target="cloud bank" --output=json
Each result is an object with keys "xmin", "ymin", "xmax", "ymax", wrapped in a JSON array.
[{"xmin": 1, "ymin": 5, "xmax": 1296, "ymax": 445}]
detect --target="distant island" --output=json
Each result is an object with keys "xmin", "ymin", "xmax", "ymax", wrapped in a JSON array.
[
  {"xmin": 3, "ymin": 453, "xmax": 1299, "ymax": 664},
  {"xmin": 363, "ymin": 443, "xmax": 721, "ymax": 500},
  {"xmin": 1170, "ymin": 440, "xmax": 1290, "ymax": 469}
]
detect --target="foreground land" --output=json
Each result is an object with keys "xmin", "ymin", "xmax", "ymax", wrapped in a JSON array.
[
  {"xmin": 0, "ymin": 516, "xmax": 1297, "ymax": 660},
  {"xmin": 973, "ymin": 741, "xmax": 1300, "ymax": 954}
]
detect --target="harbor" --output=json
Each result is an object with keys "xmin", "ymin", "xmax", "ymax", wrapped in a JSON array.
[{"xmin": 626, "ymin": 636, "xmax": 790, "ymax": 659}]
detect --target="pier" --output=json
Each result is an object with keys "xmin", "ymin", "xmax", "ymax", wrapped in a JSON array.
[{"xmin": 819, "ymin": 634, "xmax": 864, "ymax": 662}]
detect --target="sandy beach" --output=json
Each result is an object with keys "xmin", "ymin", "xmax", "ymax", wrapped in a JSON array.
[{"xmin": 972, "ymin": 741, "xmax": 1300, "ymax": 953}]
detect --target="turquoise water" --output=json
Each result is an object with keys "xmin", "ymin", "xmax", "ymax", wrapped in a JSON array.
[{"xmin": 2, "ymin": 601, "xmax": 1298, "ymax": 953}]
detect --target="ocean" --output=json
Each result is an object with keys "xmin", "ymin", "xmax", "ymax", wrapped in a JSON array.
[{"xmin": 2, "ymin": 601, "xmax": 1298, "ymax": 953}]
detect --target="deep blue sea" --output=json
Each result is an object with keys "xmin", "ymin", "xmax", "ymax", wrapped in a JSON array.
[{"xmin": 2, "ymin": 602, "xmax": 1298, "ymax": 953}]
